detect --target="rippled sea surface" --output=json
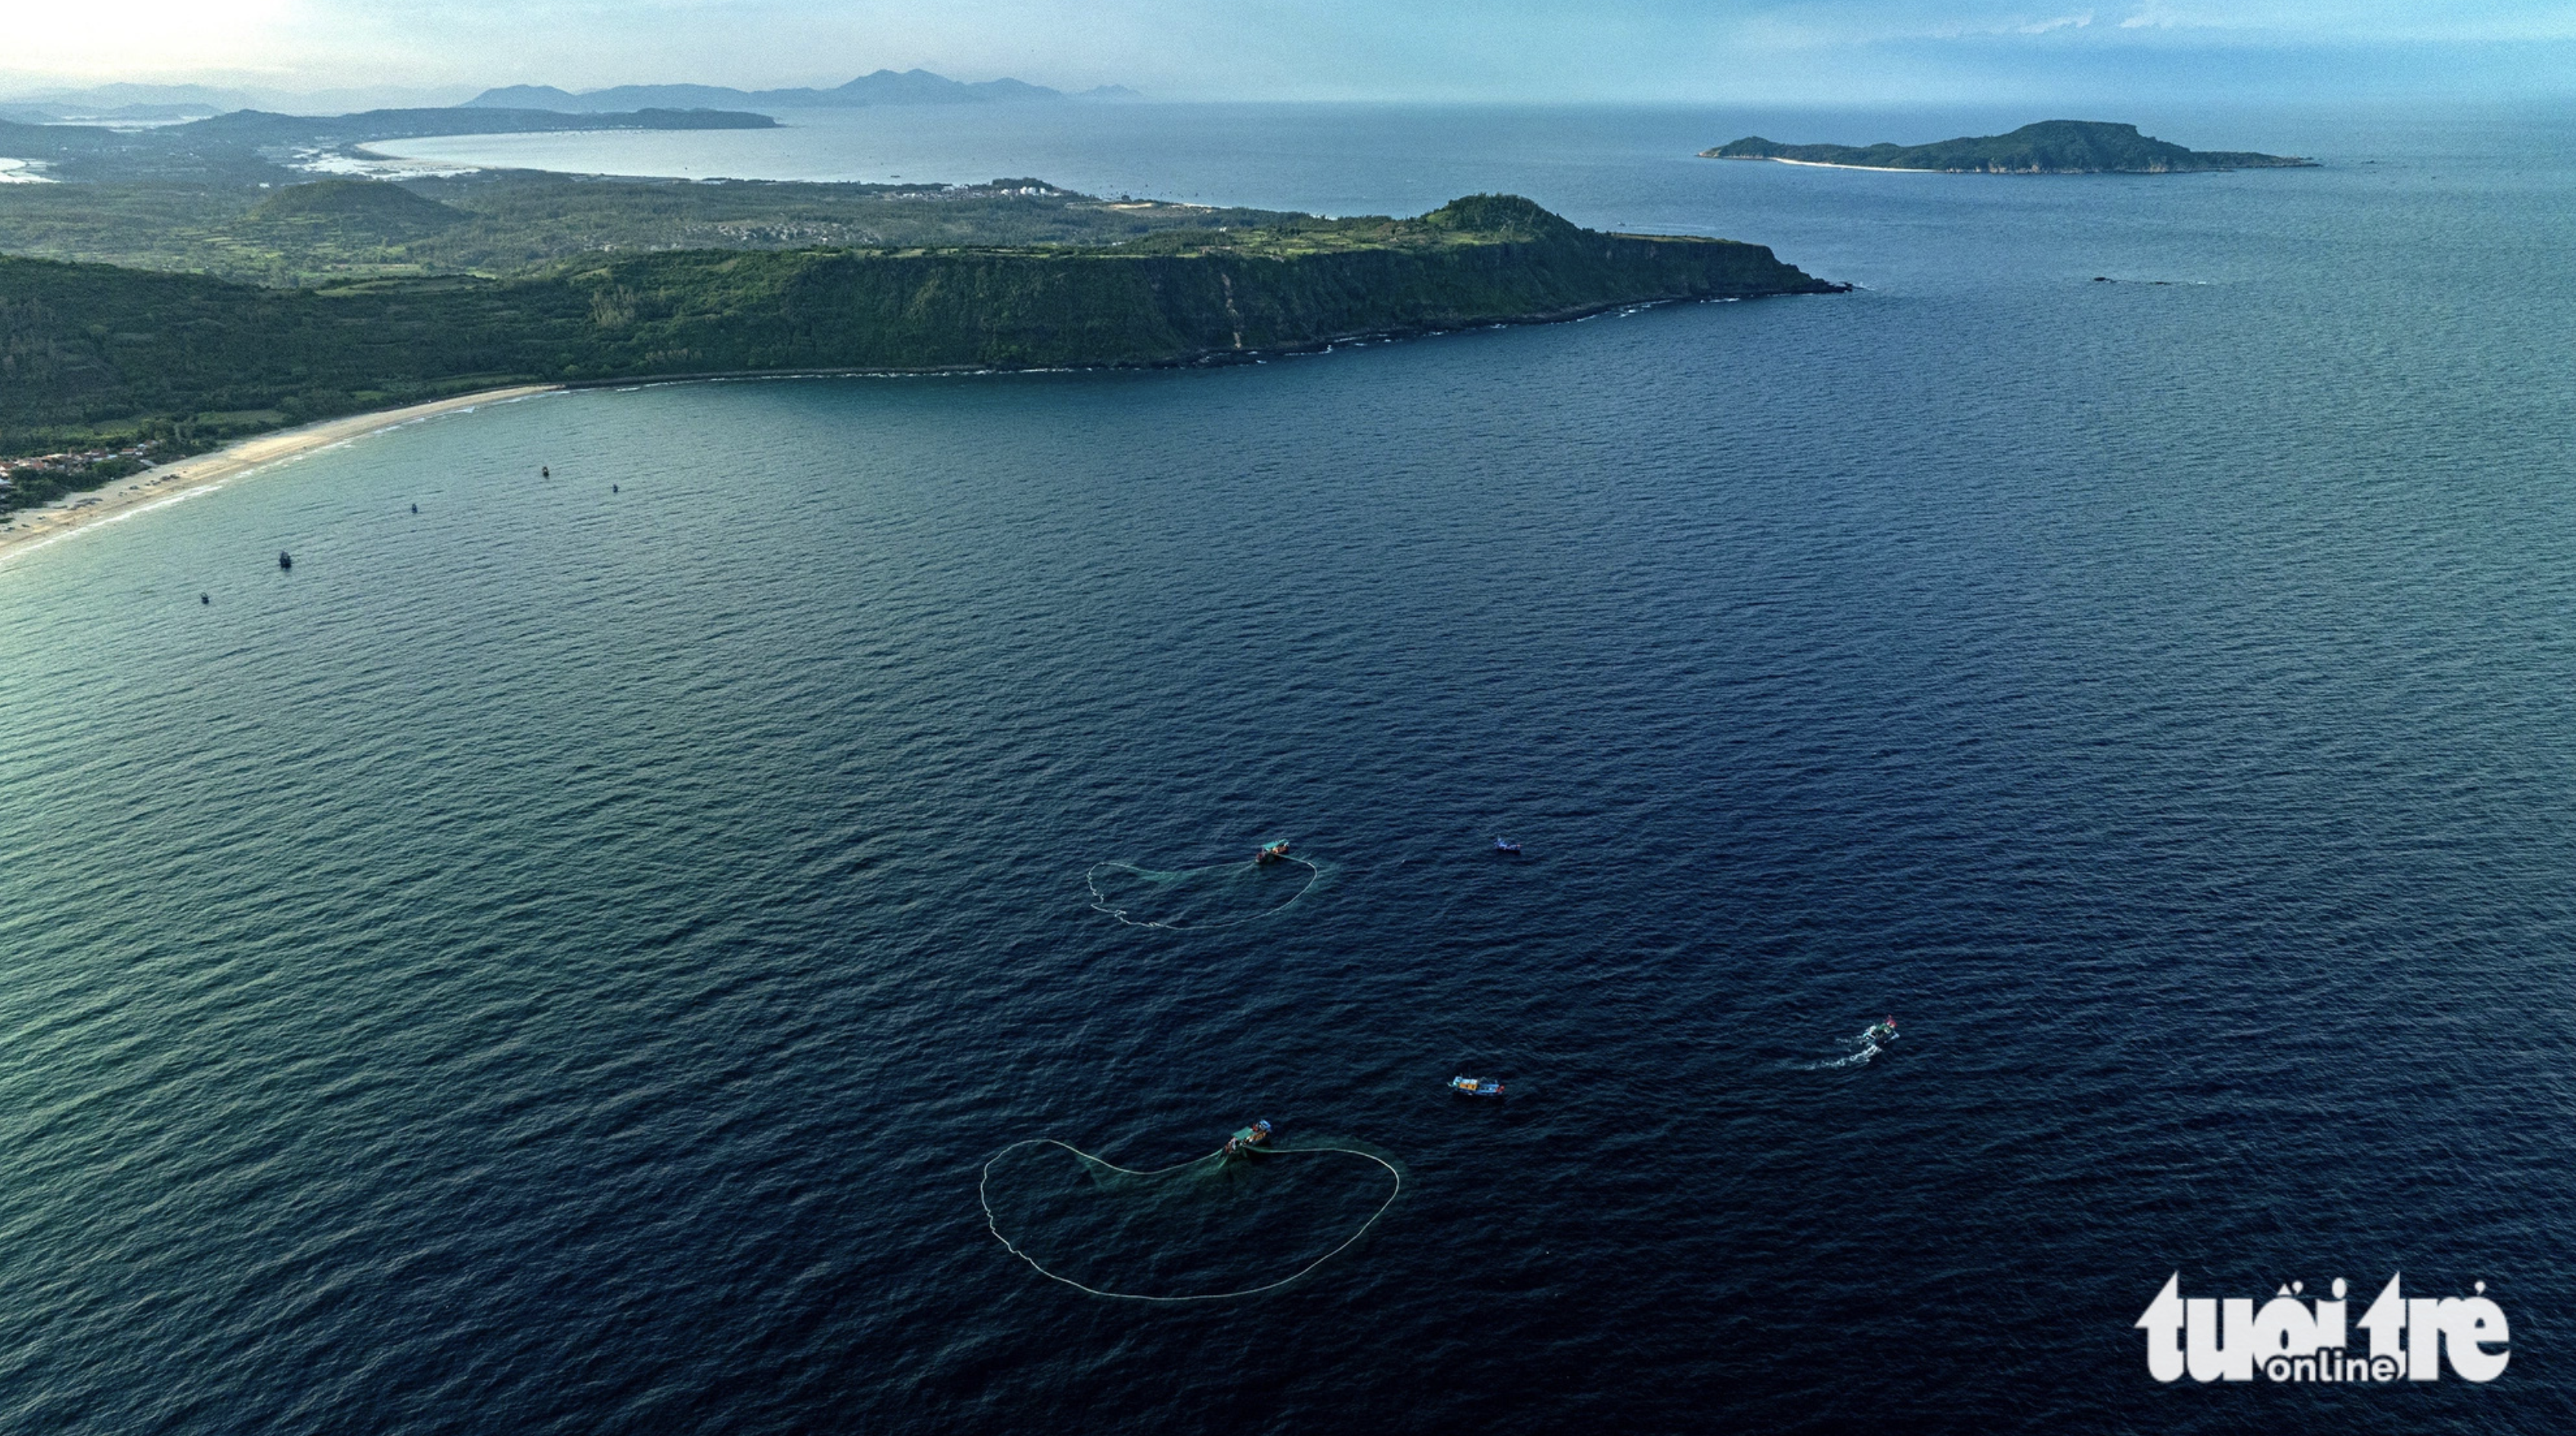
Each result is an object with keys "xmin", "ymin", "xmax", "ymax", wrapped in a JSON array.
[{"xmin": 7, "ymin": 106, "xmax": 2576, "ymax": 1432}]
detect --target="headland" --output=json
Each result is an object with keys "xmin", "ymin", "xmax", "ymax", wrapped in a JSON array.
[
  {"xmin": 4, "ymin": 99, "xmax": 1845, "ymax": 520},
  {"xmin": 2, "ymin": 196, "xmax": 1840, "ymax": 515}
]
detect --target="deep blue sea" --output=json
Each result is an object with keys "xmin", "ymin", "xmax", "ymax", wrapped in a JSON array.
[{"xmin": 7, "ymin": 104, "xmax": 2576, "ymax": 1432}]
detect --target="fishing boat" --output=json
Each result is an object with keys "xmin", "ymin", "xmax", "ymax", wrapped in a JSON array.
[
  {"xmin": 1255, "ymin": 841, "xmax": 1292, "ymax": 865},
  {"xmin": 1864, "ymin": 1017, "xmax": 1899, "ymax": 1048},
  {"xmin": 1449, "ymin": 1077, "xmax": 1505, "ymax": 1098},
  {"xmin": 1493, "ymin": 838, "xmax": 1522, "ymax": 855},
  {"xmin": 276, "ymin": 550, "xmax": 292, "ymax": 570},
  {"xmin": 1223, "ymin": 1119, "xmax": 1274, "ymax": 1157}
]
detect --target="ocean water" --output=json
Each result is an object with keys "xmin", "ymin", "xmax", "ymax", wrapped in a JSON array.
[{"xmin": 7, "ymin": 105, "xmax": 2576, "ymax": 1432}]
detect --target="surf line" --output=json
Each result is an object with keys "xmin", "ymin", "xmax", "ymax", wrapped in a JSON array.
[
  {"xmin": 979, "ymin": 1137, "xmax": 1402, "ymax": 1302},
  {"xmin": 1083, "ymin": 854, "xmax": 1321, "ymax": 931}
]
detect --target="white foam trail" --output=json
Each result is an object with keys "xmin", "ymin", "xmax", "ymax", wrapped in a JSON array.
[{"xmin": 1807, "ymin": 1025, "xmax": 1893, "ymax": 1069}]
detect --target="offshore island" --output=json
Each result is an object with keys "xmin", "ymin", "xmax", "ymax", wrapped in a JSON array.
[
  {"xmin": 0, "ymin": 105, "xmax": 1841, "ymax": 520},
  {"xmin": 1701, "ymin": 120, "xmax": 2314, "ymax": 174}
]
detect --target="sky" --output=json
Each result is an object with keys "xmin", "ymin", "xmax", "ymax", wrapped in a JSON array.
[{"xmin": 5, "ymin": 0, "xmax": 2574, "ymax": 107}]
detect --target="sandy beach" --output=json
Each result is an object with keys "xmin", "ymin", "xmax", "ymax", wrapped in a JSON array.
[
  {"xmin": 1754, "ymin": 157, "xmax": 1942, "ymax": 174},
  {"xmin": 0, "ymin": 385, "xmax": 560, "ymax": 570}
]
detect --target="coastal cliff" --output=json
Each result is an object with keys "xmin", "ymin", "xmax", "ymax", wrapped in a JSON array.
[
  {"xmin": 0, "ymin": 196, "xmax": 1838, "ymax": 475},
  {"xmin": 541, "ymin": 196, "xmax": 1834, "ymax": 374}
]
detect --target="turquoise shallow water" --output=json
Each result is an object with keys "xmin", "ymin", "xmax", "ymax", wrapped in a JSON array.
[{"xmin": 6, "ymin": 105, "xmax": 2576, "ymax": 1431}]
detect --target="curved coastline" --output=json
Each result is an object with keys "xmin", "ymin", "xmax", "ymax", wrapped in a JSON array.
[
  {"xmin": 2, "ymin": 196, "xmax": 1835, "ymax": 493},
  {"xmin": 0, "ymin": 385, "xmax": 560, "ymax": 569},
  {"xmin": 1, "ymin": 256, "xmax": 1841, "ymax": 569}
]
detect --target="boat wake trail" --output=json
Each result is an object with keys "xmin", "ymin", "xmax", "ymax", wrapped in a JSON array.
[
  {"xmin": 1804, "ymin": 1021, "xmax": 1899, "ymax": 1070},
  {"xmin": 1085, "ymin": 855, "xmax": 1320, "ymax": 931}
]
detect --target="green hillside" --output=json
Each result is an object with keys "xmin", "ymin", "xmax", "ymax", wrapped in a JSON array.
[
  {"xmin": 244, "ymin": 179, "xmax": 466, "ymax": 243},
  {"xmin": 0, "ymin": 173, "xmax": 1309, "ymax": 288},
  {"xmin": 0, "ymin": 196, "xmax": 1840, "ymax": 483},
  {"xmin": 1701, "ymin": 120, "xmax": 2313, "ymax": 173}
]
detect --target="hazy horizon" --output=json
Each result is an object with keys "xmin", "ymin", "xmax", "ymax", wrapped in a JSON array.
[{"xmin": 6, "ymin": 0, "xmax": 2574, "ymax": 111}]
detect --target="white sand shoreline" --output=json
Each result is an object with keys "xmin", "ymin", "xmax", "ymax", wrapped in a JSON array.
[
  {"xmin": 0, "ymin": 385, "xmax": 562, "ymax": 570},
  {"xmin": 1727, "ymin": 156, "xmax": 1944, "ymax": 174}
]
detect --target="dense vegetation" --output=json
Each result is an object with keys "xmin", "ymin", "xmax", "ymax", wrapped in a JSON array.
[
  {"xmin": 0, "ymin": 173, "xmax": 1300, "ymax": 287},
  {"xmin": 0, "ymin": 105, "xmax": 1843, "ymax": 510},
  {"xmin": 1701, "ymin": 120, "xmax": 2313, "ymax": 173},
  {"xmin": 0, "ymin": 195, "xmax": 1838, "ymax": 479}
]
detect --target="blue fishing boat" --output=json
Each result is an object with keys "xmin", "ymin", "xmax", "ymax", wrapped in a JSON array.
[
  {"xmin": 1449, "ymin": 1077, "xmax": 1505, "ymax": 1098},
  {"xmin": 1223, "ymin": 1119, "xmax": 1274, "ymax": 1157}
]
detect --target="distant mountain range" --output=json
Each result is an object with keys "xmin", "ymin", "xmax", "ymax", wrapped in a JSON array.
[
  {"xmin": 0, "ymin": 102, "xmax": 223, "ymax": 124},
  {"xmin": 0, "ymin": 73, "xmax": 1137, "ymax": 126},
  {"xmin": 188, "ymin": 107, "xmax": 777, "ymax": 145},
  {"xmin": 464, "ymin": 71, "xmax": 1136, "ymax": 113}
]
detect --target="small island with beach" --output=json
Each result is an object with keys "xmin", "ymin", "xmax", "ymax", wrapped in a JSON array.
[{"xmin": 1701, "ymin": 120, "xmax": 2314, "ymax": 174}]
